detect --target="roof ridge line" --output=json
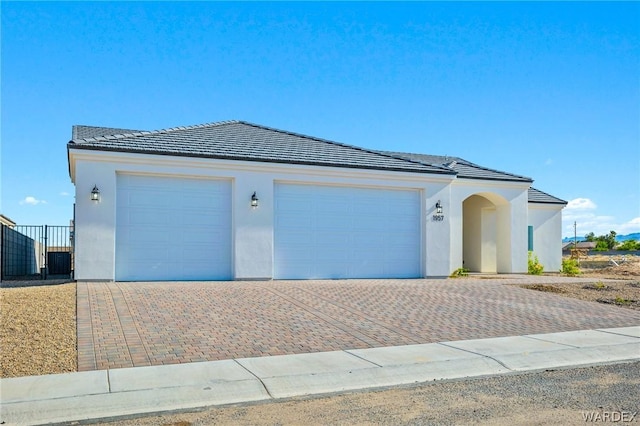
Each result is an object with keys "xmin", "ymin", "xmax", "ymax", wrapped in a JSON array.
[
  {"xmin": 71, "ymin": 120, "xmax": 242, "ymax": 143},
  {"xmin": 453, "ymin": 157, "xmax": 533, "ymax": 182},
  {"xmin": 236, "ymin": 122, "xmax": 456, "ymax": 175},
  {"xmin": 383, "ymin": 149, "xmax": 458, "ymax": 160},
  {"xmin": 376, "ymin": 150, "xmax": 462, "ymax": 171},
  {"xmin": 375, "ymin": 151, "xmax": 457, "ymax": 173},
  {"xmin": 378, "ymin": 150, "xmax": 535, "ymax": 182}
]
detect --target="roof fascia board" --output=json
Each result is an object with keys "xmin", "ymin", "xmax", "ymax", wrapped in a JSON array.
[
  {"xmin": 528, "ymin": 200, "xmax": 568, "ymax": 207},
  {"xmin": 68, "ymin": 148, "xmax": 457, "ymax": 185},
  {"xmin": 451, "ymin": 174, "xmax": 533, "ymax": 183},
  {"xmin": 68, "ymin": 143, "xmax": 455, "ymax": 177}
]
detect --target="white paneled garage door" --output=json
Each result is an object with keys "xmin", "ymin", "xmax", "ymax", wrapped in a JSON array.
[
  {"xmin": 116, "ymin": 174, "xmax": 232, "ymax": 281},
  {"xmin": 274, "ymin": 183, "xmax": 421, "ymax": 279}
]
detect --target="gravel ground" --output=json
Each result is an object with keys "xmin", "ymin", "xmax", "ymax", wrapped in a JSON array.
[
  {"xmin": 516, "ymin": 255, "xmax": 640, "ymax": 310},
  {"xmin": 89, "ymin": 361, "xmax": 640, "ymax": 425},
  {"xmin": 0, "ymin": 282, "xmax": 76, "ymax": 378},
  {"xmin": 518, "ymin": 280, "xmax": 640, "ymax": 310}
]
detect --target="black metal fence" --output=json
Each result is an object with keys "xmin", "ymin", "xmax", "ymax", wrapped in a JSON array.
[{"xmin": 1, "ymin": 225, "xmax": 73, "ymax": 281}]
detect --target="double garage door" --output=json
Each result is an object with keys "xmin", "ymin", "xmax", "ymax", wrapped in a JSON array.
[
  {"xmin": 274, "ymin": 183, "xmax": 421, "ymax": 279},
  {"xmin": 115, "ymin": 175, "xmax": 421, "ymax": 281}
]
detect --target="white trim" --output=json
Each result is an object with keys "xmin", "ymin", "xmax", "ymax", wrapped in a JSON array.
[{"xmin": 68, "ymin": 149, "xmax": 456, "ymax": 185}]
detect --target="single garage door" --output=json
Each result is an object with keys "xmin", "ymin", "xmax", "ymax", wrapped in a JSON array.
[
  {"xmin": 116, "ymin": 174, "xmax": 232, "ymax": 281},
  {"xmin": 274, "ymin": 183, "xmax": 421, "ymax": 279}
]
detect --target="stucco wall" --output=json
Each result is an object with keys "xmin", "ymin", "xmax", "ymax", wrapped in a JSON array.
[
  {"xmin": 528, "ymin": 204, "xmax": 564, "ymax": 272},
  {"xmin": 70, "ymin": 150, "xmax": 456, "ymax": 280}
]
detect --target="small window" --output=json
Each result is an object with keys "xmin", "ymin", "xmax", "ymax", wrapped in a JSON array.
[{"xmin": 528, "ymin": 226, "xmax": 534, "ymax": 251}]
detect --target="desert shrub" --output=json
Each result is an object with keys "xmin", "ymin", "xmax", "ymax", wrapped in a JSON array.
[
  {"xmin": 527, "ymin": 251, "xmax": 544, "ymax": 275},
  {"xmin": 582, "ymin": 281, "xmax": 610, "ymax": 291},
  {"xmin": 617, "ymin": 240, "xmax": 640, "ymax": 251},
  {"xmin": 521, "ymin": 284, "xmax": 565, "ymax": 293},
  {"xmin": 449, "ymin": 267, "xmax": 469, "ymax": 278},
  {"xmin": 561, "ymin": 258, "xmax": 580, "ymax": 276}
]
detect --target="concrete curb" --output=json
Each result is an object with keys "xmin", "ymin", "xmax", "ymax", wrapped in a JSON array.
[{"xmin": 1, "ymin": 326, "xmax": 638, "ymax": 425}]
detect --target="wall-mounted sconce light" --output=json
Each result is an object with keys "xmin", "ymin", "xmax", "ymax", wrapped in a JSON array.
[
  {"xmin": 90, "ymin": 185, "xmax": 101, "ymax": 203},
  {"xmin": 251, "ymin": 191, "xmax": 259, "ymax": 208},
  {"xmin": 435, "ymin": 200, "xmax": 443, "ymax": 215}
]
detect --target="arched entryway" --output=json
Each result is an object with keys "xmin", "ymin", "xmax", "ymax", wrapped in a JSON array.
[{"xmin": 462, "ymin": 193, "xmax": 511, "ymax": 273}]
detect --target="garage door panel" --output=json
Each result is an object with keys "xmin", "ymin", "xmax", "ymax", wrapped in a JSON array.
[
  {"xmin": 352, "ymin": 217, "xmax": 386, "ymax": 231},
  {"xmin": 280, "ymin": 250, "xmax": 313, "ymax": 264},
  {"xmin": 276, "ymin": 214, "xmax": 314, "ymax": 229},
  {"xmin": 316, "ymin": 250, "xmax": 351, "ymax": 262},
  {"xmin": 316, "ymin": 233, "xmax": 351, "ymax": 245},
  {"xmin": 316, "ymin": 201, "xmax": 350, "ymax": 215},
  {"xmin": 275, "ymin": 183, "xmax": 421, "ymax": 279},
  {"xmin": 120, "ymin": 244, "xmax": 165, "ymax": 259},
  {"xmin": 126, "ymin": 210, "xmax": 171, "ymax": 226},
  {"xmin": 116, "ymin": 175, "xmax": 231, "ymax": 281}
]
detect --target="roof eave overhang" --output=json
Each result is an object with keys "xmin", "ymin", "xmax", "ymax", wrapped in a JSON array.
[
  {"xmin": 456, "ymin": 175, "xmax": 533, "ymax": 184},
  {"xmin": 528, "ymin": 200, "xmax": 568, "ymax": 206},
  {"xmin": 67, "ymin": 142, "xmax": 76, "ymax": 183},
  {"xmin": 67, "ymin": 144, "xmax": 458, "ymax": 178}
]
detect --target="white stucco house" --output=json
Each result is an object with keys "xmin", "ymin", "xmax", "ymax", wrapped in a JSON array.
[{"xmin": 67, "ymin": 120, "xmax": 566, "ymax": 282}]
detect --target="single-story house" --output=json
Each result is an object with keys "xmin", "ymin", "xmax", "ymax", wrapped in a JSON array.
[
  {"xmin": 562, "ymin": 241, "xmax": 597, "ymax": 253},
  {"xmin": 67, "ymin": 120, "xmax": 566, "ymax": 281}
]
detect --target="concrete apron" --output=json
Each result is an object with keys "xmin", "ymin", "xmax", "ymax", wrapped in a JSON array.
[{"xmin": 1, "ymin": 326, "xmax": 639, "ymax": 426}]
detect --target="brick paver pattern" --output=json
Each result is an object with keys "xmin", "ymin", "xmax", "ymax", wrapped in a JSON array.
[{"xmin": 77, "ymin": 276, "xmax": 640, "ymax": 371}]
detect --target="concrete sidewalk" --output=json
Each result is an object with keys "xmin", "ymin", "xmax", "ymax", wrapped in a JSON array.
[{"xmin": 2, "ymin": 326, "xmax": 639, "ymax": 425}]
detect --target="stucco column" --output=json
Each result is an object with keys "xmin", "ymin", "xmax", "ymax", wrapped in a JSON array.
[
  {"xmin": 424, "ymin": 182, "xmax": 453, "ymax": 277},
  {"xmin": 497, "ymin": 190, "xmax": 528, "ymax": 273},
  {"xmin": 509, "ymin": 190, "xmax": 529, "ymax": 273},
  {"xmin": 233, "ymin": 174, "xmax": 274, "ymax": 279},
  {"xmin": 74, "ymin": 161, "xmax": 117, "ymax": 281}
]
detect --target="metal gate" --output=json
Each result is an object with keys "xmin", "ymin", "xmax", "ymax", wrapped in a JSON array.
[{"xmin": 0, "ymin": 225, "xmax": 73, "ymax": 281}]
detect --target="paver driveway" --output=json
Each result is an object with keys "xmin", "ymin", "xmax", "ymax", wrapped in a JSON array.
[{"xmin": 77, "ymin": 277, "xmax": 640, "ymax": 371}]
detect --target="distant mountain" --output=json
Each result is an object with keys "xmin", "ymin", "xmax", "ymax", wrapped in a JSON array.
[
  {"xmin": 562, "ymin": 237, "xmax": 585, "ymax": 243},
  {"xmin": 562, "ymin": 232, "xmax": 640, "ymax": 243},
  {"xmin": 618, "ymin": 232, "xmax": 640, "ymax": 242}
]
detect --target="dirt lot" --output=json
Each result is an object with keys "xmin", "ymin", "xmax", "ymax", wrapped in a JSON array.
[
  {"xmin": 517, "ymin": 255, "xmax": 640, "ymax": 310},
  {"xmin": 95, "ymin": 361, "xmax": 640, "ymax": 426},
  {"xmin": 0, "ymin": 255, "xmax": 638, "ymax": 379}
]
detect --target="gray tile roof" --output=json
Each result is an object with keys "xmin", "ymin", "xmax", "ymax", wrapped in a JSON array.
[
  {"xmin": 381, "ymin": 151, "xmax": 565, "ymax": 204},
  {"xmin": 72, "ymin": 125, "xmax": 143, "ymax": 140},
  {"xmin": 380, "ymin": 151, "xmax": 533, "ymax": 183},
  {"xmin": 68, "ymin": 120, "xmax": 455, "ymax": 175},
  {"xmin": 527, "ymin": 187, "xmax": 568, "ymax": 205},
  {"xmin": 68, "ymin": 120, "xmax": 565, "ymax": 205}
]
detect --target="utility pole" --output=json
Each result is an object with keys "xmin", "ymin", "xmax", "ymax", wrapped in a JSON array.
[{"xmin": 574, "ymin": 221, "xmax": 579, "ymax": 266}]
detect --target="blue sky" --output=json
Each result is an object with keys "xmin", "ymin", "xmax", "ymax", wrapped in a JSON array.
[{"xmin": 1, "ymin": 2, "xmax": 638, "ymax": 238}]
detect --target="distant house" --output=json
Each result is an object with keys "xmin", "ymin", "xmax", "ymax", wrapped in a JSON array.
[
  {"xmin": 562, "ymin": 241, "xmax": 597, "ymax": 253},
  {"xmin": 67, "ymin": 120, "xmax": 567, "ymax": 281},
  {"xmin": 0, "ymin": 214, "xmax": 16, "ymax": 229}
]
